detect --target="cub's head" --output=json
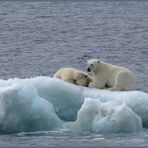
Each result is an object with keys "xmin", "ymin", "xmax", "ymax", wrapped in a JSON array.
[
  {"xmin": 75, "ymin": 72, "xmax": 93, "ymax": 87},
  {"xmin": 87, "ymin": 59, "xmax": 101, "ymax": 74}
]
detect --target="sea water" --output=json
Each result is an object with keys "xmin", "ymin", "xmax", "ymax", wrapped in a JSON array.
[{"xmin": 0, "ymin": 1, "xmax": 148, "ymax": 146}]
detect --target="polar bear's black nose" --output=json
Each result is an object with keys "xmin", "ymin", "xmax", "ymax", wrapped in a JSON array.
[{"xmin": 87, "ymin": 68, "xmax": 91, "ymax": 72}]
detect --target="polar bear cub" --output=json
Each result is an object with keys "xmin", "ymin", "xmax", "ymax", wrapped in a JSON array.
[
  {"xmin": 54, "ymin": 68, "xmax": 93, "ymax": 87},
  {"xmin": 87, "ymin": 59, "xmax": 135, "ymax": 91}
]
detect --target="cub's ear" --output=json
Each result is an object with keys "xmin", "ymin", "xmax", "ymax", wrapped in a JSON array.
[{"xmin": 76, "ymin": 72, "xmax": 86, "ymax": 80}]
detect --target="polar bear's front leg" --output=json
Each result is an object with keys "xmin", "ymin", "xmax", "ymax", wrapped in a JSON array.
[{"xmin": 89, "ymin": 79, "xmax": 105, "ymax": 89}]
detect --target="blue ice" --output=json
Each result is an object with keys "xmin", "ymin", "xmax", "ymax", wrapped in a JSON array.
[{"xmin": 0, "ymin": 77, "xmax": 148, "ymax": 133}]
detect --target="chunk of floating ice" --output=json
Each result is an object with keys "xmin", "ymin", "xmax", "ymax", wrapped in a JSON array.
[
  {"xmin": 66, "ymin": 98, "xmax": 142, "ymax": 133},
  {"xmin": 0, "ymin": 76, "xmax": 148, "ymax": 133},
  {"xmin": 0, "ymin": 81, "xmax": 63, "ymax": 133}
]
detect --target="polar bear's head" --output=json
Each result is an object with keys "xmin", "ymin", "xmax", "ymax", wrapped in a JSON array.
[
  {"xmin": 75, "ymin": 73, "xmax": 93, "ymax": 87},
  {"xmin": 87, "ymin": 59, "xmax": 101, "ymax": 74}
]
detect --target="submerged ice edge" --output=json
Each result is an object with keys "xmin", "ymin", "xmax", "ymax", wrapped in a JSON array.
[{"xmin": 0, "ymin": 76, "xmax": 148, "ymax": 133}]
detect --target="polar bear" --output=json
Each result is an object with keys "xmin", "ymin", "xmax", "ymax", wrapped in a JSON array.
[
  {"xmin": 54, "ymin": 68, "xmax": 93, "ymax": 87},
  {"xmin": 87, "ymin": 59, "xmax": 135, "ymax": 91}
]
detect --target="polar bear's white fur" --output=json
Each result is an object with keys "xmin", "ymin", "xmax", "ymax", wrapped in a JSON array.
[
  {"xmin": 54, "ymin": 68, "xmax": 93, "ymax": 87},
  {"xmin": 87, "ymin": 59, "xmax": 135, "ymax": 91}
]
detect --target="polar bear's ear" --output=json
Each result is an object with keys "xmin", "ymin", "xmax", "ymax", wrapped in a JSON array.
[
  {"xmin": 87, "ymin": 59, "xmax": 90, "ymax": 63},
  {"xmin": 76, "ymin": 72, "xmax": 85, "ymax": 80}
]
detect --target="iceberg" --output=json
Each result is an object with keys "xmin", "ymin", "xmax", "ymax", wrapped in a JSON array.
[{"xmin": 0, "ymin": 76, "xmax": 148, "ymax": 133}]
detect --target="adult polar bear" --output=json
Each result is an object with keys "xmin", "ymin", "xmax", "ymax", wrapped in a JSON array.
[{"xmin": 87, "ymin": 59, "xmax": 135, "ymax": 91}]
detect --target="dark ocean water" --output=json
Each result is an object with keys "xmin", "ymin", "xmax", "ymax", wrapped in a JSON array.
[{"xmin": 0, "ymin": 1, "xmax": 148, "ymax": 146}]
